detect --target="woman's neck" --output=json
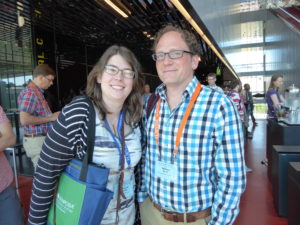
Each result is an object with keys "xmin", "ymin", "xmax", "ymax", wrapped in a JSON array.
[{"xmin": 103, "ymin": 97, "xmax": 123, "ymax": 114}]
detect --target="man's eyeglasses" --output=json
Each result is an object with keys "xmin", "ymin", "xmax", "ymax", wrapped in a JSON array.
[
  {"xmin": 44, "ymin": 76, "xmax": 54, "ymax": 83},
  {"xmin": 152, "ymin": 50, "xmax": 194, "ymax": 61},
  {"xmin": 104, "ymin": 65, "xmax": 135, "ymax": 79}
]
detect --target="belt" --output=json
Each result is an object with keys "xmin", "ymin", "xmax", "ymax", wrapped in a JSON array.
[
  {"xmin": 150, "ymin": 198, "xmax": 211, "ymax": 223},
  {"xmin": 24, "ymin": 133, "xmax": 47, "ymax": 138}
]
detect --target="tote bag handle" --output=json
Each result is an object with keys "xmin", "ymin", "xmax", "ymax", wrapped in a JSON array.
[{"xmin": 79, "ymin": 97, "xmax": 96, "ymax": 182}]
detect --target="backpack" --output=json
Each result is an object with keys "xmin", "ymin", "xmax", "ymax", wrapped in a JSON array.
[
  {"xmin": 145, "ymin": 93, "xmax": 160, "ymax": 119},
  {"xmin": 227, "ymin": 91, "xmax": 242, "ymax": 111}
]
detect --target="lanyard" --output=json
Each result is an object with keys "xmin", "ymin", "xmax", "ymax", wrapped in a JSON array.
[
  {"xmin": 104, "ymin": 110, "xmax": 131, "ymax": 169},
  {"xmin": 154, "ymin": 82, "xmax": 202, "ymax": 162},
  {"xmin": 28, "ymin": 82, "xmax": 50, "ymax": 112}
]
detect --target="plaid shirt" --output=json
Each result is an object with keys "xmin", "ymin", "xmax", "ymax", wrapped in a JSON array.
[
  {"xmin": 17, "ymin": 82, "xmax": 52, "ymax": 135},
  {"xmin": 138, "ymin": 77, "xmax": 246, "ymax": 225},
  {"xmin": 228, "ymin": 90, "xmax": 245, "ymax": 122}
]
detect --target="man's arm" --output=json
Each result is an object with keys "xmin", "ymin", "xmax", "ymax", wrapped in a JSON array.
[
  {"xmin": 0, "ymin": 121, "xmax": 16, "ymax": 152},
  {"xmin": 137, "ymin": 107, "xmax": 149, "ymax": 203},
  {"xmin": 209, "ymin": 97, "xmax": 246, "ymax": 225},
  {"xmin": 20, "ymin": 111, "xmax": 60, "ymax": 126}
]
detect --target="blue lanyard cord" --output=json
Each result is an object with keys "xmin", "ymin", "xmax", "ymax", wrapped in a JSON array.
[{"xmin": 104, "ymin": 110, "xmax": 131, "ymax": 169}]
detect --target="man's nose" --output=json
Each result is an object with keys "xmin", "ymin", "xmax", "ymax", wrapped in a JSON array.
[{"xmin": 162, "ymin": 54, "xmax": 173, "ymax": 65}]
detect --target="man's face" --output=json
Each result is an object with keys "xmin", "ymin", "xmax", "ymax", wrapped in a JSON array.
[
  {"xmin": 207, "ymin": 77, "xmax": 216, "ymax": 86},
  {"xmin": 39, "ymin": 74, "xmax": 55, "ymax": 90},
  {"xmin": 155, "ymin": 31, "xmax": 199, "ymax": 89},
  {"xmin": 144, "ymin": 84, "xmax": 150, "ymax": 94}
]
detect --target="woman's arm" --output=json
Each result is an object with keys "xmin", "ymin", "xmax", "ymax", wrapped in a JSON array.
[
  {"xmin": 0, "ymin": 121, "xmax": 16, "ymax": 152},
  {"xmin": 270, "ymin": 93, "xmax": 282, "ymax": 109},
  {"xmin": 280, "ymin": 94, "xmax": 285, "ymax": 104}
]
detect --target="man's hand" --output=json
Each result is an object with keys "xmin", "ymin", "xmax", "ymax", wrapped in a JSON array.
[
  {"xmin": 51, "ymin": 111, "xmax": 60, "ymax": 121},
  {"xmin": 20, "ymin": 111, "xmax": 60, "ymax": 126}
]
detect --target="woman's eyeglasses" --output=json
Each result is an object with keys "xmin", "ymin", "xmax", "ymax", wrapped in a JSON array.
[{"xmin": 104, "ymin": 65, "xmax": 135, "ymax": 79}]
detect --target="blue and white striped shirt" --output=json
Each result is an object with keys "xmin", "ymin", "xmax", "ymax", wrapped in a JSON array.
[{"xmin": 138, "ymin": 76, "xmax": 246, "ymax": 225}]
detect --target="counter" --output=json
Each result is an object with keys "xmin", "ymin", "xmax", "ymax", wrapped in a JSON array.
[
  {"xmin": 271, "ymin": 145, "xmax": 300, "ymax": 217},
  {"xmin": 266, "ymin": 119, "xmax": 300, "ymax": 180},
  {"xmin": 288, "ymin": 162, "xmax": 300, "ymax": 225}
]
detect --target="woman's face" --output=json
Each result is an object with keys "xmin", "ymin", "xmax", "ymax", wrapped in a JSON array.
[
  {"xmin": 97, "ymin": 54, "xmax": 134, "ymax": 105},
  {"xmin": 273, "ymin": 77, "xmax": 283, "ymax": 89}
]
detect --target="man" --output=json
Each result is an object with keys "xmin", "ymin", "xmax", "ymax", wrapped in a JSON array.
[
  {"xmin": 18, "ymin": 64, "xmax": 60, "ymax": 168},
  {"xmin": 0, "ymin": 105, "xmax": 24, "ymax": 225},
  {"xmin": 207, "ymin": 72, "xmax": 223, "ymax": 93},
  {"xmin": 143, "ymin": 83, "xmax": 152, "ymax": 102},
  {"xmin": 138, "ymin": 25, "xmax": 246, "ymax": 225},
  {"xmin": 243, "ymin": 83, "xmax": 257, "ymax": 126}
]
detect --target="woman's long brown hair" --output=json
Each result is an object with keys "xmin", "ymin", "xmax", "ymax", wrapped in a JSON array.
[{"xmin": 85, "ymin": 45, "xmax": 144, "ymax": 125}]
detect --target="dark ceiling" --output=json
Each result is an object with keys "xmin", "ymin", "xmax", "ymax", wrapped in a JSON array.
[
  {"xmin": 31, "ymin": 0, "xmax": 193, "ymax": 53},
  {"xmin": 0, "ymin": 0, "xmax": 224, "ymax": 81},
  {"xmin": 0, "ymin": 0, "xmax": 221, "ymax": 60}
]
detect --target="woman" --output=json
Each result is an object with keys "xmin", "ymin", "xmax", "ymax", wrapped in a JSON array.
[
  {"xmin": 28, "ymin": 45, "xmax": 144, "ymax": 225},
  {"xmin": 228, "ymin": 80, "xmax": 252, "ymax": 172},
  {"xmin": 262, "ymin": 74, "xmax": 284, "ymax": 166},
  {"xmin": 266, "ymin": 74, "xmax": 284, "ymax": 118},
  {"xmin": 0, "ymin": 106, "xmax": 24, "ymax": 225}
]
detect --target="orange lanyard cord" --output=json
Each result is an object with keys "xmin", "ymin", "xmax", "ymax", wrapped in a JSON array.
[
  {"xmin": 154, "ymin": 98, "xmax": 161, "ymax": 144},
  {"xmin": 28, "ymin": 82, "xmax": 50, "ymax": 111},
  {"xmin": 174, "ymin": 82, "xmax": 201, "ymax": 154},
  {"xmin": 154, "ymin": 82, "xmax": 202, "ymax": 157}
]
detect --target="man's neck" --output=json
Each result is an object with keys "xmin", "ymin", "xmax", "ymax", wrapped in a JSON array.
[
  {"xmin": 32, "ymin": 78, "xmax": 42, "ymax": 89},
  {"xmin": 165, "ymin": 78, "xmax": 193, "ymax": 111}
]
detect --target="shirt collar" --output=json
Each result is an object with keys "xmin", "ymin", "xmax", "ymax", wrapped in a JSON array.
[
  {"xmin": 156, "ymin": 76, "xmax": 199, "ymax": 100},
  {"xmin": 30, "ymin": 80, "xmax": 44, "ymax": 94}
]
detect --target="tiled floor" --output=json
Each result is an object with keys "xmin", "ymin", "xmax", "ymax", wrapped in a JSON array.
[{"xmin": 13, "ymin": 120, "xmax": 288, "ymax": 225}]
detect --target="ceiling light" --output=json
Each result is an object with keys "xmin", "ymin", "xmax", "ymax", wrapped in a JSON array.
[
  {"xmin": 103, "ymin": 0, "xmax": 128, "ymax": 18},
  {"xmin": 170, "ymin": 0, "xmax": 239, "ymax": 79}
]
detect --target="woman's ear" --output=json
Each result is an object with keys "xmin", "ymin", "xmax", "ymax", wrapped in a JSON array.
[{"xmin": 96, "ymin": 73, "xmax": 102, "ymax": 84}]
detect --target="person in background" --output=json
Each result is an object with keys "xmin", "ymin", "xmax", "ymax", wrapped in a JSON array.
[
  {"xmin": 138, "ymin": 25, "xmax": 246, "ymax": 225},
  {"xmin": 243, "ymin": 83, "xmax": 257, "ymax": 126},
  {"xmin": 206, "ymin": 72, "xmax": 223, "ymax": 93},
  {"xmin": 222, "ymin": 83, "xmax": 230, "ymax": 94},
  {"xmin": 263, "ymin": 74, "xmax": 284, "ymax": 166},
  {"xmin": 0, "ymin": 105, "xmax": 24, "ymax": 225},
  {"xmin": 228, "ymin": 80, "xmax": 253, "ymax": 172},
  {"xmin": 266, "ymin": 74, "xmax": 284, "ymax": 119},
  {"xmin": 28, "ymin": 45, "xmax": 144, "ymax": 225},
  {"xmin": 17, "ymin": 64, "xmax": 60, "ymax": 168},
  {"xmin": 143, "ymin": 83, "xmax": 152, "ymax": 102}
]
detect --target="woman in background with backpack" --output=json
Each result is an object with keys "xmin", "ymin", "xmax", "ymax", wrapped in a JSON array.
[{"xmin": 228, "ymin": 80, "xmax": 253, "ymax": 173}]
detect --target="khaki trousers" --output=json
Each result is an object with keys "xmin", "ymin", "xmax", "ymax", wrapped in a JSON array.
[
  {"xmin": 23, "ymin": 136, "xmax": 46, "ymax": 169},
  {"xmin": 140, "ymin": 198, "xmax": 211, "ymax": 225}
]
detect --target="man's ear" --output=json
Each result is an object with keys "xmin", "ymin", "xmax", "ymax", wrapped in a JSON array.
[
  {"xmin": 33, "ymin": 74, "xmax": 42, "ymax": 83},
  {"xmin": 192, "ymin": 55, "xmax": 200, "ymax": 70}
]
